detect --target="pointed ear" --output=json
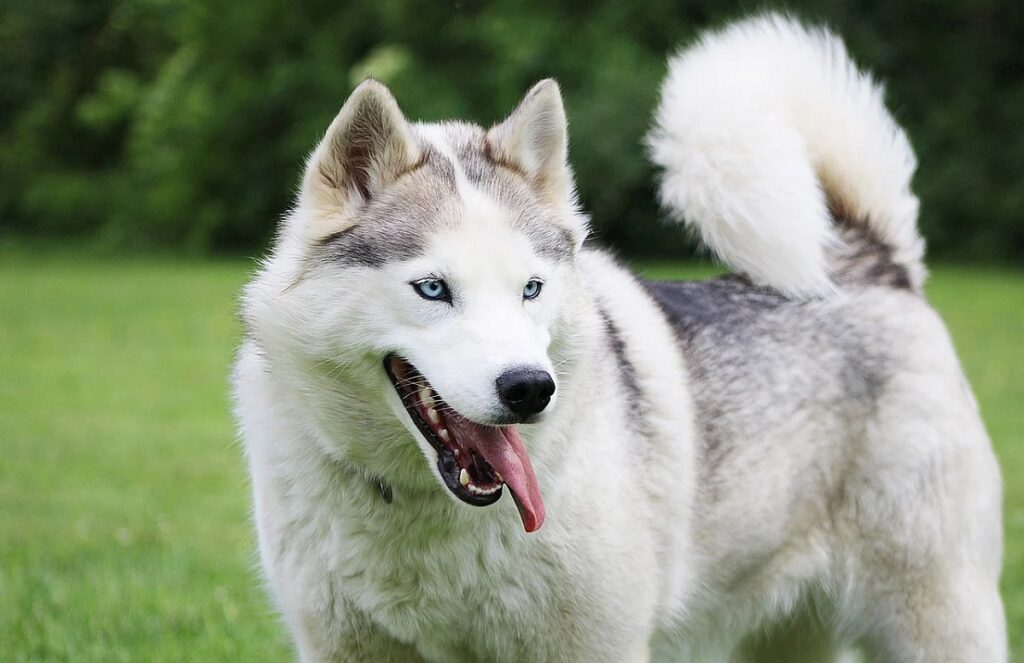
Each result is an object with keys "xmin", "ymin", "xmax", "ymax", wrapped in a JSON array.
[
  {"xmin": 299, "ymin": 79, "xmax": 420, "ymax": 237},
  {"xmin": 486, "ymin": 79, "xmax": 574, "ymax": 206}
]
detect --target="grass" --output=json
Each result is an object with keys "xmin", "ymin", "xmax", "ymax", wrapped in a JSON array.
[{"xmin": 0, "ymin": 250, "xmax": 1021, "ymax": 661}]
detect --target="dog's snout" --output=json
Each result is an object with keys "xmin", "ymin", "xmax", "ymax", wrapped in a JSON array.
[{"xmin": 496, "ymin": 367, "xmax": 555, "ymax": 416}]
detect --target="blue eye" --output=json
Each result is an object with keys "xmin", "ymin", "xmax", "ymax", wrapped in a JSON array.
[
  {"xmin": 523, "ymin": 279, "xmax": 543, "ymax": 300},
  {"xmin": 412, "ymin": 278, "xmax": 451, "ymax": 302}
]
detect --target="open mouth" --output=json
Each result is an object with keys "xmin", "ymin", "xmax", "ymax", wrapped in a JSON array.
[{"xmin": 384, "ymin": 355, "xmax": 545, "ymax": 532}]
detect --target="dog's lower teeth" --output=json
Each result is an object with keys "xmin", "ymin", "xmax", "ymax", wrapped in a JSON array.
[
  {"xmin": 459, "ymin": 468, "xmax": 470, "ymax": 486},
  {"xmin": 439, "ymin": 429, "xmax": 450, "ymax": 442},
  {"xmin": 428, "ymin": 408, "xmax": 440, "ymax": 424},
  {"xmin": 418, "ymin": 388, "xmax": 433, "ymax": 407}
]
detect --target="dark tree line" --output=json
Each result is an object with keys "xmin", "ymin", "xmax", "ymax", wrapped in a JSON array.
[{"xmin": 2, "ymin": 0, "xmax": 1022, "ymax": 262}]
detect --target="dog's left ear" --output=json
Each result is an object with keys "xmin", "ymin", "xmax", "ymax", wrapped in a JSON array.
[
  {"xmin": 487, "ymin": 80, "xmax": 584, "ymax": 240},
  {"xmin": 299, "ymin": 79, "xmax": 421, "ymax": 239}
]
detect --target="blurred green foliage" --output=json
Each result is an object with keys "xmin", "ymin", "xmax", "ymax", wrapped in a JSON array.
[{"xmin": 1, "ymin": 0, "xmax": 1022, "ymax": 261}]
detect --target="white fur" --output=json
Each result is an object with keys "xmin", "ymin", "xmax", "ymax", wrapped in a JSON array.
[
  {"xmin": 233, "ymin": 15, "xmax": 1005, "ymax": 662},
  {"xmin": 647, "ymin": 13, "xmax": 925, "ymax": 297}
]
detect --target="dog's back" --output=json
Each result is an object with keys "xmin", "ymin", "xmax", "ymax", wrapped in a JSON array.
[{"xmin": 638, "ymin": 14, "xmax": 1006, "ymax": 659}]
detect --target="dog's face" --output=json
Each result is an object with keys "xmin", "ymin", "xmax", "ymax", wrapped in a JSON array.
[{"xmin": 258, "ymin": 80, "xmax": 587, "ymax": 531}]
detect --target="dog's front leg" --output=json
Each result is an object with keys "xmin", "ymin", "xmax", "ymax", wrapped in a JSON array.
[{"xmin": 292, "ymin": 607, "xmax": 428, "ymax": 663}]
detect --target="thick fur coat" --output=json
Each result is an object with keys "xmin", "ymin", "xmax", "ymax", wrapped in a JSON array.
[{"xmin": 233, "ymin": 14, "xmax": 1006, "ymax": 662}]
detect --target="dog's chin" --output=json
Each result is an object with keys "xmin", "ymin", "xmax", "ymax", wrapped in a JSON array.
[{"xmin": 384, "ymin": 355, "xmax": 546, "ymax": 533}]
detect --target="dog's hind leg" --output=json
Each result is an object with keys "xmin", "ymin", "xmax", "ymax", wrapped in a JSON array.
[
  {"xmin": 836, "ymin": 360, "xmax": 1007, "ymax": 662},
  {"xmin": 851, "ymin": 566, "xmax": 1006, "ymax": 663}
]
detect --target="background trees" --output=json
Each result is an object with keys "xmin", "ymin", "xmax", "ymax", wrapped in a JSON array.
[{"xmin": 2, "ymin": 0, "xmax": 1021, "ymax": 262}]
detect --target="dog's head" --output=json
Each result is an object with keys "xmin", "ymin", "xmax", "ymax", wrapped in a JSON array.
[{"xmin": 249, "ymin": 80, "xmax": 588, "ymax": 531}]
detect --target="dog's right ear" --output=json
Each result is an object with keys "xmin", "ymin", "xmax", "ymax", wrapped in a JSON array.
[
  {"xmin": 487, "ymin": 80, "xmax": 588, "ymax": 249},
  {"xmin": 299, "ymin": 79, "xmax": 420, "ymax": 239},
  {"xmin": 487, "ymin": 79, "xmax": 572, "ymax": 206}
]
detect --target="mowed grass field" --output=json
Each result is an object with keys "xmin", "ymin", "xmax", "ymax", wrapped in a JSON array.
[{"xmin": 1, "ymin": 249, "xmax": 1021, "ymax": 661}]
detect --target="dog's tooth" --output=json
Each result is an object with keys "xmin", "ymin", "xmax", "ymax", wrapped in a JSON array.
[
  {"xmin": 459, "ymin": 468, "xmax": 470, "ymax": 487},
  {"xmin": 417, "ymin": 388, "xmax": 433, "ymax": 406},
  {"xmin": 439, "ymin": 429, "xmax": 450, "ymax": 443},
  {"xmin": 428, "ymin": 408, "xmax": 440, "ymax": 425}
]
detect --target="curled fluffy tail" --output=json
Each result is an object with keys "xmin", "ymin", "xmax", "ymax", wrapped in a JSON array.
[{"xmin": 647, "ymin": 13, "xmax": 925, "ymax": 297}]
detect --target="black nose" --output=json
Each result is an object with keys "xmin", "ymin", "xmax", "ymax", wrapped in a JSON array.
[{"xmin": 496, "ymin": 367, "xmax": 555, "ymax": 416}]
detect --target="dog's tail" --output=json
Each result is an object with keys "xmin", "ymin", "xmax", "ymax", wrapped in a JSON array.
[{"xmin": 646, "ymin": 13, "xmax": 925, "ymax": 298}]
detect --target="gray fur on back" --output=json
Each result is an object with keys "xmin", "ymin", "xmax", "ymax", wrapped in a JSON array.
[
  {"xmin": 828, "ymin": 213, "xmax": 915, "ymax": 291},
  {"xmin": 643, "ymin": 276, "xmax": 902, "ymax": 493}
]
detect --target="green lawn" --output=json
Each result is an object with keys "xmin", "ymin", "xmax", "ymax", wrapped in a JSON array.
[{"xmin": 1, "ymin": 252, "xmax": 1021, "ymax": 661}]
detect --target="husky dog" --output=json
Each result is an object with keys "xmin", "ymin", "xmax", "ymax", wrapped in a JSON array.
[{"xmin": 233, "ymin": 14, "xmax": 1006, "ymax": 662}]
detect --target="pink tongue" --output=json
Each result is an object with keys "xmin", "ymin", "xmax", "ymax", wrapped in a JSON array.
[{"xmin": 445, "ymin": 418, "xmax": 546, "ymax": 532}]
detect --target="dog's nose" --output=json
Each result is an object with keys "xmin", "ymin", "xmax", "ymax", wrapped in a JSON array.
[{"xmin": 496, "ymin": 367, "xmax": 555, "ymax": 416}]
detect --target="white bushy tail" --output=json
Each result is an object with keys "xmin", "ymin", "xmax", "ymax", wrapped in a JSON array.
[{"xmin": 647, "ymin": 13, "xmax": 925, "ymax": 297}]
